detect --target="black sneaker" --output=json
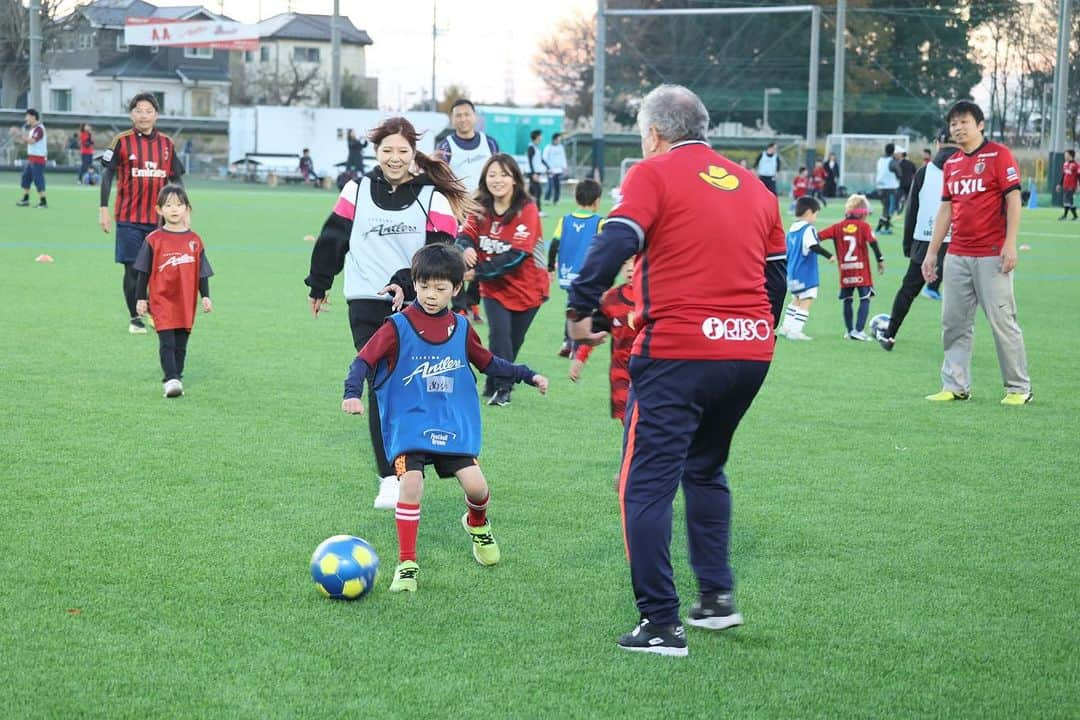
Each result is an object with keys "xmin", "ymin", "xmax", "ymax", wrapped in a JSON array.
[
  {"xmin": 16, "ymin": 199, "xmax": 29, "ymax": 207},
  {"xmin": 487, "ymin": 389, "xmax": 511, "ymax": 407},
  {"xmin": 36, "ymin": 200, "xmax": 47, "ymax": 209},
  {"xmin": 876, "ymin": 332, "xmax": 895, "ymax": 352},
  {"xmin": 686, "ymin": 591, "xmax": 743, "ymax": 631},
  {"xmin": 617, "ymin": 618, "xmax": 688, "ymax": 657}
]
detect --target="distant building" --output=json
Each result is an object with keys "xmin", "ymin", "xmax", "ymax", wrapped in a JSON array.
[
  {"xmin": 231, "ymin": 13, "xmax": 376, "ymax": 107},
  {"xmin": 44, "ymin": 0, "xmax": 231, "ymax": 118}
]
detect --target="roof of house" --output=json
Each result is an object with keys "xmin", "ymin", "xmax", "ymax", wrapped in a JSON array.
[
  {"xmin": 256, "ymin": 13, "xmax": 372, "ymax": 46},
  {"xmin": 74, "ymin": 0, "xmax": 227, "ymax": 29},
  {"xmin": 88, "ymin": 56, "xmax": 229, "ymax": 83}
]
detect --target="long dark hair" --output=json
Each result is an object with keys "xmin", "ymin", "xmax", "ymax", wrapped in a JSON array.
[
  {"xmin": 368, "ymin": 116, "xmax": 479, "ymax": 221},
  {"xmin": 474, "ymin": 153, "xmax": 532, "ymax": 221}
]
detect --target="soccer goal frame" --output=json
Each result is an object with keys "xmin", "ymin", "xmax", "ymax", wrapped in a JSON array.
[
  {"xmin": 825, "ymin": 133, "xmax": 911, "ymax": 195},
  {"xmin": 591, "ymin": 3, "xmax": 823, "ymax": 177}
]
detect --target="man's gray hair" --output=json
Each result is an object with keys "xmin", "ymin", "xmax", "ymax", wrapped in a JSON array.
[{"xmin": 637, "ymin": 84, "xmax": 710, "ymax": 143}]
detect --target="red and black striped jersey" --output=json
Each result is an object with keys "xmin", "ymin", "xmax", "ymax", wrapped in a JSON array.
[{"xmin": 102, "ymin": 129, "xmax": 183, "ymax": 224}]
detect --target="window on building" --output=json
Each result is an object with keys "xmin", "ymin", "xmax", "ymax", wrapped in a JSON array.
[
  {"xmin": 116, "ymin": 34, "xmax": 128, "ymax": 52},
  {"xmin": 183, "ymin": 46, "xmax": 214, "ymax": 59},
  {"xmin": 191, "ymin": 91, "xmax": 211, "ymax": 117},
  {"xmin": 78, "ymin": 33, "xmax": 94, "ymax": 50},
  {"xmin": 244, "ymin": 50, "xmax": 253, "ymax": 63},
  {"xmin": 151, "ymin": 92, "xmax": 166, "ymax": 114},
  {"xmin": 260, "ymin": 45, "xmax": 270, "ymax": 62},
  {"xmin": 293, "ymin": 46, "xmax": 320, "ymax": 63},
  {"xmin": 50, "ymin": 89, "xmax": 72, "ymax": 112}
]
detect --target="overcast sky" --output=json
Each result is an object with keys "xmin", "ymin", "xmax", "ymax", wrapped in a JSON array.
[{"xmin": 142, "ymin": 0, "xmax": 595, "ymax": 109}]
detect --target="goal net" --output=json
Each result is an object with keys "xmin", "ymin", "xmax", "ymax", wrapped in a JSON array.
[{"xmin": 826, "ymin": 134, "xmax": 912, "ymax": 195}]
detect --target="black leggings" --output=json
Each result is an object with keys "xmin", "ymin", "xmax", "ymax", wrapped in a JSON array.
[
  {"xmin": 482, "ymin": 297, "xmax": 540, "ymax": 395},
  {"xmin": 158, "ymin": 329, "xmax": 191, "ymax": 381},
  {"xmin": 886, "ymin": 241, "xmax": 947, "ymax": 339},
  {"xmin": 348, "ymin": 299, "xmax": 395, "ymax": 478},
  {"xmin": 122, "ymin": 263, "xmax": 139, "ymax": 319}
]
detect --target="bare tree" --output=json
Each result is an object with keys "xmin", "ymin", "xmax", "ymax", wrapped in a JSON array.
[
  {"xmin": 531, "ymin": 11, "xmax": 595, "ymax": 120},
  {"xmin": 255, "ymin": 56, "xmax": 324, "ymax": 106},
  {"xmin": 0, "ymin": 0, "xmax": 65, "ymax": 107}
]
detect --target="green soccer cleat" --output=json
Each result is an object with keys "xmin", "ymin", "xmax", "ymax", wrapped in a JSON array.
[
  {"xmin": 461, "ymin": 513, "xmax": 501, "ymax": 566},
  {"xmin": 388, "ymin": 560, "xmax": 418, "ymax": 592},
  {"xmin": 1000, "ymin": 392, "xmax": 1033, "ymax": 406},
  {"xmin": 925, "ymin": 389, "xmax": 970, "ymax": 402}
]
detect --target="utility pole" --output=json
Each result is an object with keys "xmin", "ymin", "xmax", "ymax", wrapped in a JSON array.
[
  {"xmin": 29, "ymin": 0, "xmax": 43, "ymax": 110},
  {"xmin": 330, "ymin": 0, "xmax": 341, "ymax": 107},
  {"xmin": 1048, "ymin": 0, "xmax": 1072, "ymax": 204},
  {"xmin": 831, "ymin": 0, "xmax": 845, "ymax": 138},
  {"xmin": 431, "ymin": 0, "xmax": 438, "ymax": 111},
  {"xmin": 592, "ymin": 0, "xmax": 606, "ymax": 181},
  {"xmin": 804, "ymin": 5, "xmax": 820, "ymax": 169}
]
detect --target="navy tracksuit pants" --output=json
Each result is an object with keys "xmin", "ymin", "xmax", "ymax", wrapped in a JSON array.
[{"xmin": 619, "ymin": 356, "xmax": 770, "ymax": 626}]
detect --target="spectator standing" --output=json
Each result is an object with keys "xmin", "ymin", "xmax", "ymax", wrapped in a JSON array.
[
  {"xmin": 753, "ymin": 141, "xmax": 781, "ymax": 195},
  {"xmin": 15, "ymin": 109, "xmax": 48, "ymax": 209},
  {"xmin": 526, "ymin": 129, "xmax": 545, "ymax": 215},
  {"xmin": 824, "ymin": 152, "xmax": 840, "ymax": 197},
  {"xmin": 78, "ymin": 124, "xmax": 94, "ymax": 184},
  {"xmin": 874, "ymin": 142, "xmax": 900, "ymax": 234},
  {"xmin": 542, "ymin": 132, "xmax": 568, "ymax": 205}
]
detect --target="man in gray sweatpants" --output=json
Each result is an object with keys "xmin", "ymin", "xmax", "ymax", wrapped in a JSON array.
[{"xmin": 921, "ymin": 100, "xmax": 1031, "ymax": 405}]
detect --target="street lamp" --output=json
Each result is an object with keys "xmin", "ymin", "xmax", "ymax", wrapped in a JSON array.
[{"xmin": 763, "ymin": 88, "xmax": 782, "ymax": 133}]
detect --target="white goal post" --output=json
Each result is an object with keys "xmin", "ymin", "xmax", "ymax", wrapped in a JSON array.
[{"xmin": 825, "ymin": 133, "xmax": 911, "ymax": 195}]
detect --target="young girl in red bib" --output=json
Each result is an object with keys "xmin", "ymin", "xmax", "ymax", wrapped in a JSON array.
[{"xmin": 133, "ymin": 185, "xmax": 214, "ymax": 398}]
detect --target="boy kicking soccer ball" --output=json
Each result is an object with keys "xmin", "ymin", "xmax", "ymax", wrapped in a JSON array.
[{"xmin": 341, "ymin": 244, "xmax": 548, "ymax": 592}]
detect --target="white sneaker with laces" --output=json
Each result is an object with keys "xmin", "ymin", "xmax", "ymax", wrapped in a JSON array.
[
  {"xmin": 849, "ymin": 330, "xmax": 871, "ymax": 341},
  {"xmin": 373, "ymin": 475, "xmax": 399, "ymax": 510},
  {"xmin": 163, "ymin": 379, "xmax": 183, "ymax": 398},
  {"xmin": 786, "ymin": 330, "xmax": 812, "ymax": 340}
]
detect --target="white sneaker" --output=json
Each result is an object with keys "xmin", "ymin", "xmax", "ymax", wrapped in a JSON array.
[
  {"xmin": 163, "ymin": 379, "xmax": 183, "ymax": 398},
  {"xmin": 373, "ymin": 475, "xmax": 399, "ymax": 510},
  {"xmin": 786, "ymin": 330, "xmax": 812, "ymax": 340},
  {"xmin": 849, "ymin": 330, "xmax": 871, "ymax": 341}
]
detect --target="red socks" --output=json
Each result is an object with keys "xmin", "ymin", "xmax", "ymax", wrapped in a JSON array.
[
  {"xmin": 396, "ymin": 502, "xmax": 420, "ymax": 561},
  {"xmin": 466, "ymin": 492, "xmax": 489, "ymax": 527}
]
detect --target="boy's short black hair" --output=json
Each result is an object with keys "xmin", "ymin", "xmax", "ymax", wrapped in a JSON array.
[
  {"xmin": 574, "ymin": 178, "xmax": 602, "ymax": 207},
  {"xmin": 1066, "ymin": 149, "xmax": 1076, "ymax": 159},
  {"xmin": 884, "ymin": 142, "xmax": 895, "ymax": 155},
  {"xmin": 946, "ymin": 100, "xmax": 984, "ymax": 125},
  {"xmin": 25, "ymin": 108, "xmax": 40, "ymax": 120},
  {"xmin": 530, "ymin": 129, "xmax": 542, "ymax": 141},
  {"xmin": 412, "ymin": 243, "xmax": 465, "ymax": 287},
  {"xmin": 795, "ymin": 196, "xmax": 821, "ymax": 217},
  {"xmin": 128, "ymin": 92, "xmax": 160, "ymax": 112},
  {"xmin": 798, "ymin": 166, "xmax": 807, "ymax": 173},
  {"xmin": 450, "ymin": 98, "xmax": 476, "ymax": 112},
  {"xmin": 157, "ymin": 183, "xmax": 191, "ymax": 208}
]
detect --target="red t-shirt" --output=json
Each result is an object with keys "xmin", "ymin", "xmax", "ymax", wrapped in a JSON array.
[
  {"xmin": 145, "ymin": 229, "xmax": 206, "ymax": 331},
  {"xmin": 103, "ymin": 129, "xmax": 182, "ymax": 225},
  {"xmin": 1062, "ymin": 160, "xmax": 1078, "ymax": 191},
  {"xmin": 941, "ymin": 140, "xmax": 1021, "ymax": 257},
  {"xmin": 793, "ymin": 176, "xmax": 809, "ymax": 198},
  {"xmin": 79, "ymin": 130, "xmax": 94, "ymax": 156},
  {"xmin": 459, "ymin": 202, "xmax": 549, "ymax": 312},
  {"xmin": 609, "ymin": 141, "xmax": 785, "ymax": 362},
  {"xmin": 358, "ymin": 304, "xmax": 492, "ymax": 372},
  {"xmin": 819, "ymin": 218, "xmax": 876, "ymax": 288},
  {"xmin": 812, "ymin": 166, "xmax": 827, "ymax": 190},
  {"xmin": 574, "ymin": 282, "xmax": 637, "ymax": 420}
]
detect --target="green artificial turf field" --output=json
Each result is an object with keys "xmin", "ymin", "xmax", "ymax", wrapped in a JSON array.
[{"xmin": 1, "ymin": 174, "xmax": 1076, "ymax": 718}]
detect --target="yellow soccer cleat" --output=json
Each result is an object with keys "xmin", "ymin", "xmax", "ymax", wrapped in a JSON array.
[
  {"xmin": 1000, "ymin": 392, "xmax": 1033, "ymax": 406},
  {"xmin": 925, "ymin": 390, "xmax": 970, "ymax": 402},
  {"xmin": 461, "ymin": 514, "xmax": 501, "ymax": 566},
  {"xmin": 388, "ymin": 560, "xmax": 418, "ymax": 592}
]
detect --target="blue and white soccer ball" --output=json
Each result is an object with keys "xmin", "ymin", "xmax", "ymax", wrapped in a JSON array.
[
  {"xmin": 310, "ymin": 535, "xmax": 379, "ymax": 600},
  {"xmin": 869, "ymin": 313, "xmax": 891, "ymax": 339}
]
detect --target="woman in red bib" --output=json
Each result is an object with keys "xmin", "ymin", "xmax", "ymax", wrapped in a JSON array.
[{"xmin": 133, "ymin": 185, "xmax": 213, "ymax": 398}]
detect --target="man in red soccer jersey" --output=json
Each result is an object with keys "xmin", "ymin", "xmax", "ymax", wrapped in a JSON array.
[
  {"xmin": 922, "ymin": 100, "xmax": 1031, "ymax": 405},
  {"xmin": 99, "ymin": 92, "xmax": 185, "ymax": 334},
  {"xmin": 1056, "ymin": 149, "xmax": 1077, "ymax": 221},
  {"xmin": 568, "ymin": 84, "xmax": 787, "ymax": 657}
]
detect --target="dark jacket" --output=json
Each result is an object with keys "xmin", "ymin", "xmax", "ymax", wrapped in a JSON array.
[{"xmin": 902, "ymin": 145, "xmax": 958, "ymax": 257}]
